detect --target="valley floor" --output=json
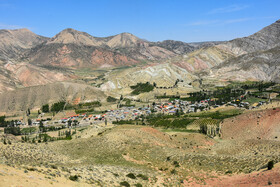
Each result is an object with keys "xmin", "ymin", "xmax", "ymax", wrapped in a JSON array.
[{"xmin": 1, "ymin": 107, "xmax": 280, "ymax": 186}]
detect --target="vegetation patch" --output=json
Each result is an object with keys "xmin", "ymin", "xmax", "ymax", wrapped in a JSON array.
[
  {"xmin": 136, "ymin": 174, "xmax": 148, "ymax": 180},
  {"xmin": 120, "ymin": 181, "xmax": 130, "ymax": 187},
  {"xmin": 147, "ymin": 117, "xmax": 194, "ymax": 128},
  {"xmin": 187, "ymin": 109, "xmax": 243, "ymax": 120},
  {"xmin": 130, "ymin": 82, "xmax": 154, "ymax": 95},
  {"xmin": 69, "ymin": 175, "xmax": 79, "ymax": 181},
  {"xmin": 126, "ymin": 173, "xmax": 136, "ymax": 179},
  {"xmin": 107, "ymin": 96, "xmax": 117, "ymax": 102},
  {"xmin": 21, "ymin": 127, "xmax": 36, "ymax": 135}
]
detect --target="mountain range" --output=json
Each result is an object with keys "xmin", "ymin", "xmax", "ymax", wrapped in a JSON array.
[{"xmin": 0, "ymin": 19, "xmax": 279, "ymax": 96}]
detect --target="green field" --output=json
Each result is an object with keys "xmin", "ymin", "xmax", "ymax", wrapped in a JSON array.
[{"xmin": 243, "ymin": 97, "xmax": 267, "ymax": 104}]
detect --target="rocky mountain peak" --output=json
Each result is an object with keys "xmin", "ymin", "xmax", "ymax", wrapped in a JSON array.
[
  {"xmin": 0, "ymin": 28, "xmax": 48, "ymax": 61},
  {"xmin": 47, "ymin": 28, "xmax": 101, "ymax": 46},
  {"xmin": 106, "ymin": 32, "xmax": 142, "ymax": 48}
]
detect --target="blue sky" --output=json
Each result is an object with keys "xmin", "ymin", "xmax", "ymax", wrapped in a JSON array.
[{"xmin": 0, "ymin": 0, "xmax": 279, "ymax": 42}]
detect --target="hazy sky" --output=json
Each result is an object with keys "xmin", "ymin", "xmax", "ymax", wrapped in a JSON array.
[{"xmin": 0, "ymin": 0, "xmax": 279, "ymax": 42}]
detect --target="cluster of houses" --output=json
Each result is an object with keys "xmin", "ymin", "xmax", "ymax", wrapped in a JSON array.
[
  {"xmin": 7, "ymin": 97, "xmax": 269, "ymax": 128},
  {"xmin": 41, "ymin": 99, "xmax": 267, "ymax": 125}
]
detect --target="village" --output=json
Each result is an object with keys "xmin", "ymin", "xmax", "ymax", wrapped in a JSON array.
[
  {"xmin": 1, "ymin": 81, "xmax": 279, "ymax": 140},
  {"xmin": 4, "ymin": 97, "xmax": 269, "ymax": 129}
]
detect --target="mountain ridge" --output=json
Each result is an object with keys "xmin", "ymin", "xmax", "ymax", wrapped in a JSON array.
[{"xmin": 0, "ymin": 19, "xmax": 279, "ymax": 94}]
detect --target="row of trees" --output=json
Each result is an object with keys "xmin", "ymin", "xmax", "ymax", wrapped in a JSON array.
[
  {"xmin": 240, "ymin": 81, "xmax": 275, "ymax": 91},
  {"xmin": 41, "ymin": 101, "xmax": 66, "ymax": 113},
  {"xmin": 185, "ymin": 88, "xmax": 246, "ymax": 105},
  {"xmin": 0, "ymin": 117, "xmax": 23, "ymax": 128},
  {"xmin": 4, "ymin": 127, "xmax": 21, "ymax": 135}
]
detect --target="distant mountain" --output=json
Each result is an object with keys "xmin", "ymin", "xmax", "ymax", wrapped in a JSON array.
[
  {"xmin": 0, "ymin": 19, "xmax": 279, "ymax": 93},
  {"xmin": 173, "ymin": 19, "xmax": 280, "ymax": 82},
  {"xmin": 151, "ymin": 40, "xmax": 195, "ymax": 54},
  {"xmin": 48, "ymin": 29, "xmax": 142, "ymax": 48},
  {"xmin": 0, "ymin": 27, "xmax": 221, "ymax": 70},
  {"xmin": 104, "ymin": 32, "xmax": 141, "ymax": 48},
  {"xmin": 208, "ymin": 46, "xmax": 280, "ymax": 82},
  {"xmin": 0, "ymin": 29, "xmax": 71, "ymax": 93},
  {"xmin": 47, "ymin": 28, "xmax": 104, "ymax": 46},
  {"xmin": 189, "ymin": 41, "xmax": 224, "ymax": 48},
  {"xmin": 168, "ymin": 45, "xmax": 233, "ymax": 73},
  {"xmin": 28, "ymin": 43, "xmax": 139, "ymax": 68},
  {"xmin": 0, "ymin": 28, "xmax": 48, "ymax": 61},
  {"xmin": 204, "ymin": 19, "xmax": 280, "ymax": 82},
  {"xmin": 219, "ymin": 19, "xmax": 280, "ymax": 55}
]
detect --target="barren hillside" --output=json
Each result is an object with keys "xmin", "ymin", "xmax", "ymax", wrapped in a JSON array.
[
  {"xmin": 0, "ymin": 82, "xmax": 106, "ymax": 113},
  {"xmin": 221, "ymin": 107, "xmax": 280, "ymax": 140}
]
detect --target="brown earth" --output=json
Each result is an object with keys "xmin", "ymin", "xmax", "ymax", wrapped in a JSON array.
[
  {"xmin": 221, "ymin": 107, "xmax": 280, "ymax": 140},
  {"xmin": 0, "ymin": 164, "xmax": 91, "ymax": 187},
  {"xmin": 0, "ymin": 124, "xmax": 280, "ymax": 186},
  {"xmin": 184, "ymin": 163, "xmax": 280, "ymax": 186},
  {"xmin": 0, "ymin": 82, "xmax": 106, "ymax": 113}
]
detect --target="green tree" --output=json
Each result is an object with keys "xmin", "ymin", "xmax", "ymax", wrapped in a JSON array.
[
  {"xmin": 39, "ymin": 120, "xmax": 46, "ymax": 132},
  {"xmin": 153, "ymin": 82, "xmax": 157, "ymax": 87},
  {"xmin": 42, "ymin": 104, "xmax": 49, "ymax": 113},
  {"xmin": 28, "ymin": 119, "xmax": 32, "ymax": 126},
  {"xmin": 268, "ymin": 161, "xmax": 274, "ymax": 170},
  {"xmin": 51, "ymin": 101, "xmax": 66, "ymax": 112},
  {"xmin": 0, "ymin": 116, "xmax": 6, "ymax": 127}
]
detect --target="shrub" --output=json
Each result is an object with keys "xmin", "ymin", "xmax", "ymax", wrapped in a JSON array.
[
  {"xmin": 173, "ymin": 161, "xmax": 180, "ymax": 167},
  {"xmin": 225, "ymin": 170, "xmax": 232, "ymax": 174},
  {"xmin": 120, "ymin": 181, "xmax": 130, "ymax": 187},
  {"xmin": 171, "ymin": 169, "xmax": 176, "ymax": 174},
  {"xmin": 107, "ymin": 96, "xmax": 117, "ymax": 102},
  {"xmin": 126, "ymin": 173, "xmax": 136, "ymax": 179},
  {"xmin": 50, "ymin": 165, "xmax": 58, "ymax": 169},
  {"xmin": 137, "ymin": 174, "xmax": 148, "ymax": 180},
  {"xmin": 135, "ymin": 183, "xmax": 143, "ymax": 187},
  {"xmin": 69, "ymin": 175, "xmax": 79, "ymax": 181},
  {"xmin": 268, "ymin": 161, "xmax": 274, "ymax": 170}
]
